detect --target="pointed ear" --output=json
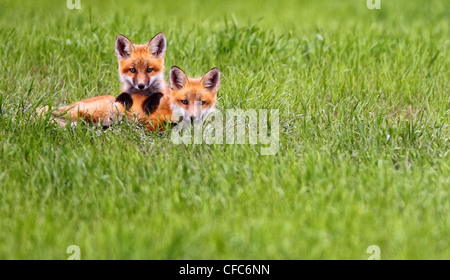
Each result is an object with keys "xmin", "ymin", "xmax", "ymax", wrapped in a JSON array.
[
  {"xmin": 147, "ymin": 33, "xmax": 166, "ymax": 58},
  {"xmin": 169, "ymin": 66, "xmax": 188, "ymax": 90},
  {"xmin": 115, "ymin": 34, "xmax": 134, "ymax": 59},
  {"xmin": 201, "ymin": 67, "xmax": 220, "ymax": 93}
]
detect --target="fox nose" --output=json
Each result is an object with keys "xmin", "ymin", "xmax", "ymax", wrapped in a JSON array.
[
  {"xmin": 138, "ymin": 84, "xmax": 145, "ymax": 89},
  {"xmin": 190, "ymin": 116, "xmax": 195, "ymax": 124}
]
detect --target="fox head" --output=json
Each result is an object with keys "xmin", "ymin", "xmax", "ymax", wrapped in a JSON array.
[
  {"xmin": 169, "ymin": 66, "xmax": 221, "ymax": 123},
  {"xmin": 115, "ymin": 33, "xmax": 166, "ymax": 94}
]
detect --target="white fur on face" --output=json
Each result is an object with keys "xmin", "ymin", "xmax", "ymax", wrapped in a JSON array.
[
  {"xmin": 148, "ymin": 72, "xmax": 165, "ymax": 91},
  {"xmin": 119, "ymin": 73, "xmax": 134, "ymax": 90},
  {"xmin": 119, "ymin": 71, "xmax": 165, "ymax": 92},
  {"xmin": 170, "ymin": 103, "xmax": 216, "ymax": 123},
  {"xmin": 170, "ymin": 104, "xmax": 187, "ymax": 122}
]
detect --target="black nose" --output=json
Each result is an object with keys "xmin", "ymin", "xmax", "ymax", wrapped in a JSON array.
[
  {"xmin": 138, "ymin": 84, "xmax": 145, "ymax": 89},
  {"xmin": 190, "ymin": 116, "xmax": 195, "ymax": 124}
]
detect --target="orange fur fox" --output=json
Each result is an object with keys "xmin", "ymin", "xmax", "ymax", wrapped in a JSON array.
[
  {"xmin": 38, "ymin": 33, "xmax": 221, "ymax": 131},
  {"xmin": 168, "ymin": 66, "xmax": 220, "ymax": 124},
  {"xmin": 39, "ymin": 33, "xmax": 171, "ymax": 130}
]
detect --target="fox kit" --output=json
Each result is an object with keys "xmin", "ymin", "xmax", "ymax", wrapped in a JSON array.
[
  {"xmin": 168, "ymin": 66, "xmax": 221, "ymax": 124},
  {"xmin": 115, "ymin": 33, "xmax": 166, "ymax": 95},
  {"xmin": 113, "ymin": 66, "xmax": 221, "ymax": 130},
  {"xmin": 40, "ymin": 33, "xmax": 168, "ymax": 128},
  {"xmin": 37, "ymin": 33, "xmax": 221, "ymax": 132}
]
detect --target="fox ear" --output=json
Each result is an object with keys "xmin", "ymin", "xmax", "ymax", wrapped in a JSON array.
[
  {"xmin": 169, "ymin": 66, "xmax": 188, "ymax": 90},
  {"xmin": 115, "ymin": 34, "xmax": 134, "ymax": 59},
  {"xmin": 147, "ymin": 33, "xmax": 166, "ymax": 58},
  {"xmin": 201, "ymin": 67, "xmax": 220, "ymax": 93}
]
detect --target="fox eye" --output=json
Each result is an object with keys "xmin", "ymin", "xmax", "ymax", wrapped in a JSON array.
[
  {"xmin": 147, "ymin": 68, "xmax": 153, "ymax": 73},
  {"xmin": 181, "ymin": 100, "xmax": 188, "ymax": 105},
  {"xmin": 201, "ymin": 101, "xmax": 206, "ymax": 105},
  {"xmin": 129, "ymin": 68, "xmax": 136, "ymax": 73}
]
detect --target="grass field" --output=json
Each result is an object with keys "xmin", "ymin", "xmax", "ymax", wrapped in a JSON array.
[{"xmin": 0, "ymin": 0, "xmax": 448, "ymax": 259}]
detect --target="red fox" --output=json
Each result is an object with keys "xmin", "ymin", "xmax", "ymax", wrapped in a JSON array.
[
  {"xmin": 114, "ymin": 65, "xmax": 221, "ymax": 130},
  {"xmin": 168, "ymin": 66, "xmax": 220, "ymax": 124},
  {"xmin": 39, "ymin": 32, "xmax": 169, "ymax": 129},
  {"xmin": 115, "ymin": 33, "xmax": 166, "ymax": 94},
  {"xmin": 38, "ymin": 34, "xmax": 221, "ymax": 131}
]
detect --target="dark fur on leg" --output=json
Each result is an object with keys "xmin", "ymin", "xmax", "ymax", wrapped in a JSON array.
[
  {"xmin": 115, "ymin": 92, "xmax": 133, "ymax": 110},
  {"xmin": 142, "ymin": 92, "xmax": 163, "ymax": 115}
]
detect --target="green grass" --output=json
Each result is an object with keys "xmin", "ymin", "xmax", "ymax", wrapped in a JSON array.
[{"xmin": 0, "ymin": 0, "xmax": 449, "ymax": 259}]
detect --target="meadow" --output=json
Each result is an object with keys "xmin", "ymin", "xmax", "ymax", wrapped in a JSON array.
[{"xmin": 0, "ymin": 0, "xmax": 448, "ymax": 259}]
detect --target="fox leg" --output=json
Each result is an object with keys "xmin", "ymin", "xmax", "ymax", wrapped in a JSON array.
[
  {"xmin": 142, "ymin": 95, "xmax": 174, "ymax": 131},
  {"xmin": 49, "ymin": 95, "xmax": 126, "ymax": 126}
]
